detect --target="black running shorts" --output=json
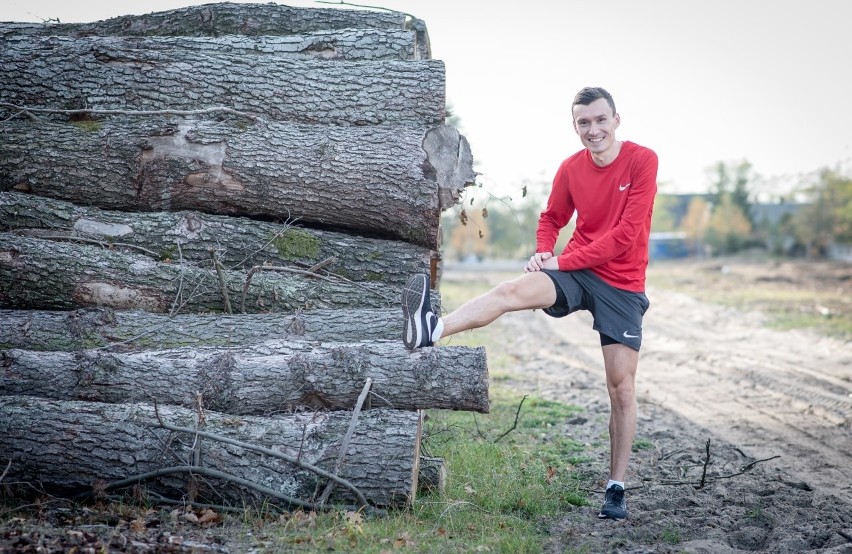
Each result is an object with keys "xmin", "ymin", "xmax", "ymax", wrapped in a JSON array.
[{"xmin": 541, "ymin": 269, "xmax": 650, "ymax": 351}]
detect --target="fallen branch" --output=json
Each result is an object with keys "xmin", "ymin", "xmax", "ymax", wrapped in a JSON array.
[
  {"xmin": 0, "ymin": 460, "xmax": 11, "ymax": 484},
  {"xmin": 318, "ymin": 378, "xmax": 372, "ymax": 505},
  {"xmin": 697, "ymin": 438, "xmax": 711, "ymax": 489},
  {"xmin": 657, "ymin": 455, "xmax": 781, "ymax": 487},
  {"xmin": 209, "ymin": 249, "xmax": 233, "ymax": 314},
  {"xmin": 494, "ymin": 395, "xmax": 529, "ymax": 443},
  {"xmin": 74, "ymin": 465, "xmax": 316, "ymax": 509},
  {"xmin": 152, "ymin": 403, "xmax": 370, "ymax": 507},
  {"xmin": 308, "ymin": 256, "xmax": 337, "ymax": 274}
]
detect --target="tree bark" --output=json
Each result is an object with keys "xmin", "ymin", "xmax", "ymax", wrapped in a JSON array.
[
  {"xmin": 0, "ymin": 233, "xmax": 419, "ymax": 313},
  {"xmin": 0, "ymin": 3, "xmax": 408, "ymax": 39},
  {"xmin": 1, "ymin": 28, "xmax": 419, "ymax": 61},
  {"xmin": 0, "ymin": 340, "xmax": 489, "ymax": 413},
  {"xmin": 0, "ymin": 35, "xmax": 443, "ymax": 125},
  {"xmin": 0, "ymin": 395, "xmax": 421, "ymax": 507},
  {"xmin": 0, "ymin": 308, "xmax": 404, "ymax": 350},
  {"xmin": 0, "ymin": 119, "xmax": 473, "ymax": 248},
  {"xmin": 0, "ymin": 192, "xmax": 436, "ymax": 287}
]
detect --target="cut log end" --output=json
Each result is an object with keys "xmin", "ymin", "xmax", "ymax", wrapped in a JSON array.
[{"xmin": 422, "ymin": 126, "xmax": 477, "ymax": 210}]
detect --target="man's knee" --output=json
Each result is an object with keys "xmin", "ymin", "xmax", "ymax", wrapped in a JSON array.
[
  {"xmin": 608, "ymin": 379, "xmax": 636, "ymax": 409},
  {"xmin": 492, "ymin": 273, "xmax": 555, "ymax": 311}
]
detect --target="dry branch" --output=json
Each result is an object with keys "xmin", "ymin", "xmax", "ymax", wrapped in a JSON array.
[{"xmin": 318, "ymin": 378, "xmax": 373, "ymax": 505}]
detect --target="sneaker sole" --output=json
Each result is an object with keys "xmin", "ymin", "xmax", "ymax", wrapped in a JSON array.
[
  {"xmin": 402, "ymin": 274, "xmax": 429, "ymax": 350},
  {"xmin": 598, "ymin": 510, "xmax": 627, "ymax": 520}
]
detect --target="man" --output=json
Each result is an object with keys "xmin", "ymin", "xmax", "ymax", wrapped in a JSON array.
[{"xmin": 402, "ymin": 86, "xmax": 657, "ymax": 520}]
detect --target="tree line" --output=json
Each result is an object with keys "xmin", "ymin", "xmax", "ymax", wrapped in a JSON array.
[{"xmin": 442, "ymin": 160, "xmax": 852, "ymax": 261}]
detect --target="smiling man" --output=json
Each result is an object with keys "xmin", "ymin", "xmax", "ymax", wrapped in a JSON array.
[{"xmin": 402, "ymin": 87, "xmax": 658, "ymax": 520}]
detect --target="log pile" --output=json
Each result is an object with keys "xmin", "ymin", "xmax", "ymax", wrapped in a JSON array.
[{"xmin": 0, "ymin": 3, "xmax": 482, "ymax": 510}]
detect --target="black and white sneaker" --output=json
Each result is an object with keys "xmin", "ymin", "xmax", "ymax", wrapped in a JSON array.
[
  {"xmin": 402, "ymin": 274, "xmax": 437, "ymax": 350},
  {"xmin": 598, "ymin": 484, "xmax": 627, "ymax": 520}
]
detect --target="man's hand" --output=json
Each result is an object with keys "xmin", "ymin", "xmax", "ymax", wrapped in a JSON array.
[{"xmin": 524, "ymin": 252, "xmax": 558, "ymax": 272}]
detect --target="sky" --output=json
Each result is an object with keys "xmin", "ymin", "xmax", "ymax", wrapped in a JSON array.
[{"xmin": 3, "ymin": 0, "xmax": 852, "ymax": 198}]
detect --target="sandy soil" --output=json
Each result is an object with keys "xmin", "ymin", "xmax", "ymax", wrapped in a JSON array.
[{"xmin": 444, "ymin": 264, "xmax": 852, "ymax": 553}]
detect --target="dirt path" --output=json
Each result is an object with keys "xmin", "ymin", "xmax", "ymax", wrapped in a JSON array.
[{"xmin": 443, "ymin": 267, "xmax": 852, "ymax": 553}]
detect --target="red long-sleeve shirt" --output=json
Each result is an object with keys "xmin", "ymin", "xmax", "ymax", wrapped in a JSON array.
[{"xmin": 536, "ymin": 141, "xmax": 658, "ymax": 292}]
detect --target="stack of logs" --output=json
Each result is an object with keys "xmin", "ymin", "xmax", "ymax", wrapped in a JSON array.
[{"xmin": 0, "ymin": 2, "xmax": 487, "ymax": 510}]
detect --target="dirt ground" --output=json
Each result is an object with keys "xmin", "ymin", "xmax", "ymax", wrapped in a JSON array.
[{"xmin": 445, "ymin": 259, "xmax": 852, "ymax": 553}]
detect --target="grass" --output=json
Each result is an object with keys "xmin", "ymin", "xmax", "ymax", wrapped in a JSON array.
[
  {"xmin": 226, "ymin": 389, "xmax": 590, "ymax": 553},
  {"xmin": 646, "ymin": 257, "xmax": 852, "ymax": 340}
]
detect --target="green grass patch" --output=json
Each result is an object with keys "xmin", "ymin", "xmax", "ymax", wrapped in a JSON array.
[
  {"xmin": 250, "ymin": 389, "xmax": 589, "ymax": 553},
  {"xmin": 647, "ymin": 259, "xmax": 852, "ymax": 340},
  {"xmin": 660, "ymin": 525, "xmax": 682, "ymax": 545},
  {"xmin": 632, "ymin": 437, "xmax": 654, "ymax": 451}
]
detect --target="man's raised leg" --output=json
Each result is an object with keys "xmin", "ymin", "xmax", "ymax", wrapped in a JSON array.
[{"xmin": 402, "ymin": 271, "xmax": 557, "ymax": 350}]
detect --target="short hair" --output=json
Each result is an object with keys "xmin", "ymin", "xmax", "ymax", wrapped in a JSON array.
[{"xmin": 572, "ymin": 87, "xmax": 616, "ymax": 116}]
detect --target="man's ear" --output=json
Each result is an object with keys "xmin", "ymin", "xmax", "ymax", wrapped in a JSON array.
[
  {"xmin": 572, "ymin": 120, "xmax": 579, "ymax": 134},
  {"xmin": 614, "ymin": 113, "xmax": 621, "ymax": 128}
]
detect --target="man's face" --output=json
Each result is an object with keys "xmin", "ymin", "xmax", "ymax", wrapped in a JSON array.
[{"xmin": 572, "ymin": 98, "xmax": 620, "ymax": 155}]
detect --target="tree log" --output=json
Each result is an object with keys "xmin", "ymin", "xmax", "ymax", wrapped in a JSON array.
[
  {"xmin": 0, "ymin": 35, "xmax": 442, "ymax": 125},
  {"xmin": 0, "ymin": 119, "xmax": 473, "ymax": 247},
  {"xmin": 0, "ymin": 3, "xmax": 408, "ymax": 39},
  {"xmin": 0, "ymin": 340, "xmax": 489, "ymax": 413},
  {"xmin": 0, "ymin": 2, "xmax": 432, "ymax": 61},
  {"xmin": 1, "ymin": 28, "xmax": 418, "ymax": 61},
  {"xmin": 0, "ymin": 308, "xmax": 404, "ymax": 350},
  {"xmin": 416, "ymin": 456, "xmax": 447, "ymax": 494},
  {"xmin": 0, "ymin": 192, "xmax": 436, "ymax": 286},
  {"xmin": 0, "ymin": 395, "xmax": 421, "ymax": 507},
  {"xmin": 0, "ymin": 233, "xmax": 423, "ymax": 313}
]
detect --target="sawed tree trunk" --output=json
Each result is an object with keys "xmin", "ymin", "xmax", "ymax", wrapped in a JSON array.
[
  {"xmin": 0, "ymin": 340, "xmax": 490, "ymax": 414},
  {"xmin": 0, "ymin": 191, "xmax": 436, "ymax": 287},
  {"xmin": 0, "ymin": 308, "xmax": 402, "ymax": 350},
  {"xmin": 0, "ymin": 119, "xmax": 473, "ymax": 248},
  {"xmin": 0, "ymin": 35, "xmax": 443, "ymax": 125},
  {"xmin": 0, "ymin": 395, "xmax": 422, "ymax": 507}
]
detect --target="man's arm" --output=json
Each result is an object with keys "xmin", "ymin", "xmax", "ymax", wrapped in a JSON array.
[{"xmin": 535, "ymin": 162, "xmax": 575, "ymax": 256}]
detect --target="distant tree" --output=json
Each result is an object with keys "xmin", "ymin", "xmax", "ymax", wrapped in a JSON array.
[
  {"xmin": 705, "ymin": 194, "xmax": 753, "ymax": 255},
  {"xmin": 651, "ymin": 194, "xmax": 679, "ymax": 232},
  {"xmin": 707, "ymin": 159, "xmax": 755, "ymax": 225},
  {"xmin": 679, "ymin": 196, "xmax": 712, "ymax": 255},
  {"xmin": 791, "ymin": 167, "xmax": 852, "ymax": 257}
]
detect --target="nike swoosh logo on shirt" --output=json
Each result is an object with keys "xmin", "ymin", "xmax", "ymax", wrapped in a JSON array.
[
  {"xmin": 619, "ymin": 183, "xmax": 631, "ymax": 191},
  {"xmin": 623, "ymin": 331, "xmax": 640, "ymax": 338}
]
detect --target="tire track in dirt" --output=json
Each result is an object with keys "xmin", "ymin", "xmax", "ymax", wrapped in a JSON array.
[{"xmin": 630, "ymin": 288, "xmax": 852, "ymax": 499}]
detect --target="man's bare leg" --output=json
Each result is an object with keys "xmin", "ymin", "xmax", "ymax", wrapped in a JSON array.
[
  {"xmin": 440, "ymin": 271, "xmax": 557, "ymax": 339},
  {"xmin": 602, "ymin": 343, "xmax": 639, "ymax": 482}
]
